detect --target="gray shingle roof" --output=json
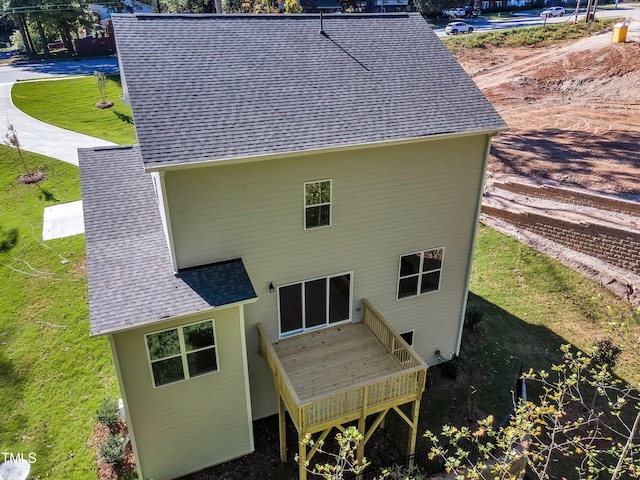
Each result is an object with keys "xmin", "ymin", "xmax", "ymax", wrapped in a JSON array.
[
  {"xmin": 112, "ymin": 13, "xmax": 507, "ymax": 170},
  {"xmin": 79, "ymin": 145, "xmax": 258, "ymax": 336}
]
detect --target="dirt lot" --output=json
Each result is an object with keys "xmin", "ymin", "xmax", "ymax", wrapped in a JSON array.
[{"xmin": 456, "ymin": 19, "xmax": 640, "ymax": 195}]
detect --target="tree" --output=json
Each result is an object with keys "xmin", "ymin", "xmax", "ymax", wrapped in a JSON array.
[{"xmin": 425, "ymin": 345, "xmax": 640, "ymax": 480}]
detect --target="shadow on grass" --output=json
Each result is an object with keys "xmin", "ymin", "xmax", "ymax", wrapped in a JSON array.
[
  {"xmin": 0, "ymin": 225, "xmax": 18, "ymax": 252},
  {"xmin": 112, "ymin": 109, "xmax": 134, "ymax": 125},
  {"xmin": 0, "ymin": 347, "xmax": 29, "ymax": 445}
]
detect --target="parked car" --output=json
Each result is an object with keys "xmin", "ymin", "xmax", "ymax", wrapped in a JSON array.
[
  {"xmin": 47, "ymin": 39, "xmax": 65, "ymax": 50},
  {"xmin": 442, "ymin": 7, "xmax": 467, "ymax": 17},
  {"xmin": 540, "ymin": 6, "xmax": 565, "ymax": 17},
  {"xmin": 445, "ymin": 21, "xmax": 474, "ymax": 35}
]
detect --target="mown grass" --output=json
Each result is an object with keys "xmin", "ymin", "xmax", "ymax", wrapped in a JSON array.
[
  {"xmin": 11, "ymin": 75, "xmax": 136, "ymax": 145},
  {"xmin": 417, "ymin": 224, "xmax": 639, "ymax": 437},
  {"xmin": 443, "ymin": 18, "xmax": 619, "ymax": 53},
  {"xmin": 0, "ymin": 145, "xmax": 118, "ymax": 478}
]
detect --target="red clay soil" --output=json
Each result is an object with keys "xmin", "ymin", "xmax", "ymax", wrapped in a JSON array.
[{"xmin": 456, "ymin": 25, "xmax": 640, "ymax": 195}]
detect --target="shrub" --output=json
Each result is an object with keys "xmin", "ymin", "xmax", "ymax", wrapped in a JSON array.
[
  {"xmin": 591, "ymin": 337, "xmax": 622, "ymax": 371},
  {"xmin": 384, "ymin": 464, "xmax": 428, "ymax": 479},
  {"xmin": 96, "ymin": 397, "xmax": 120, "ymax": 429},
  {"xmin": 98, "ymin": 433, "xmax": 129, "ymax": 466}
]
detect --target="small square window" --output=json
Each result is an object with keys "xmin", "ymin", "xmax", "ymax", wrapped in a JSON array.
[
  {"xmin": 304, "ymin": 180, "xmax": 331, "ymax": 229},
  {"xmin": 400, "ymin": 330, "xmax": 414, "ymax": 346},
  {"xmin": 145, "ymin": 320, "xmax": 218, "ymax": 387},
  {"xmin": 397, "ymin": 248, "xmax": 444, "ymax": 300}
]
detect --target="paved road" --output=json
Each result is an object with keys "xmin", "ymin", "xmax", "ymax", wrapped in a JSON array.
[
  {"xmin": 433, "ymin": 5, "xmax": 640, "ymax": 37},
  {"xmin": 0, "ymin": 56, "xmax": 119, "ymax": 83},
  {"xmin": 0, "ymin": 56, "xmax": 120, "ymax": 165}
]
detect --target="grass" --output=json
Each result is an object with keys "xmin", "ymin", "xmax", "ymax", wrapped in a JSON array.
[
  {"xmin": 0, "ymin": 145, "xmax": 118, "ymax": 478},
  {"xmin": 11, "ymin": 75, "xmax": 137, "ymax": 145},
  {"xmin": 443, "ymin": 18, "xmax": 619, "ymax": 53},
  {"xmin": 382, "ymin": 224, "xmax": 640, "ymax": 480}
]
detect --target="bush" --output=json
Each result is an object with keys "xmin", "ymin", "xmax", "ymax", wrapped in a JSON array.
[
  {"xmin": 98, "ymin": 433, "xmax": 129, "ymax": 466},
  {"xmin": 96, "ymin": 397, "xmax": 120, "ymax": 429},
  {"xmin": 591, "ymin": 337, "xmax": 622, "ymax": 371},
  {"xmin": 384, "ymin": 464, "xmax": 428, "ymax": 480}
]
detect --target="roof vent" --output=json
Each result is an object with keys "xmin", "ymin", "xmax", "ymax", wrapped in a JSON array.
[{"xmin": 320, "ymin": 12, "xmax": 324, "ymax": 34}]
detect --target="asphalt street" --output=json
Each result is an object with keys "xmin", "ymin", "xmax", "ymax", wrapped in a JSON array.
[{"xmin": 433, "ymin": 5, "xmax": 640, "ymax": 37}]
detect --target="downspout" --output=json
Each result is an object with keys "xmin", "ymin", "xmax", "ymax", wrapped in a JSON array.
[{"xmin": 454, "ymin": 133, "xmax": 493, "ymax": 356}]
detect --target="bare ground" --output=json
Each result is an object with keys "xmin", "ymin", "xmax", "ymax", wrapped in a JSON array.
[
  {"xmin": 457, "ymin": 20, "xmax": 640, "ymax": 195},
  {"xmin": 453, "ymin": 20, "xmax": 640, "ymax": 306}
]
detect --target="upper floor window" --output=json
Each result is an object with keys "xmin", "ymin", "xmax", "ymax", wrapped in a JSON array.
[
  {"xmin": 304, "ymin": 180, "xmax": 331, "ymax": 229},
  {"xmin": 397, "ymin": 248, "xmax": 444, "ymax": 300},
  {"xmin": 278, "ymin": 272, "xmax": 352, "ymax": 337},
  {"xmin": 145, "ymin": 319, "xmax": 218, "ymax": 387}
]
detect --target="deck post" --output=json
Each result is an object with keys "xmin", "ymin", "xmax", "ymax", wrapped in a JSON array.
[
  {"xmin": 279, "ymin": 395, "xmax": 287, "ymax": 463},
  {"xmin": 407, "ymin": 398, "xmax": 421, "ymax": 468},
  {"xmin": 357, "ymin": 415, "xmax": 366, "ymax": 480},
  {"xmin": 298, "ymin": 433, "xmax": 307, "ymax": 480}
]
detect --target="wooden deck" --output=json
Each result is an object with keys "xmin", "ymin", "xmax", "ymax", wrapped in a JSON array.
[
  {"xmin": 272, "ymin": 322, "xmax": 402, "ymax": 403},
  {"xmin": 258, "ymin": 299, "xmax": 428, "ymax": 479}
]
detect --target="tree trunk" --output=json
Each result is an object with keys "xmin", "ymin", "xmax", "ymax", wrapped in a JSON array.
[
  {"xmin": 60, "ymin": 26, "xmax": 75, "ymax": 54},
  {"xmin": 17, "ymin": 14, "xmax": 35, "ymax": 56},
  {"xmin": 584, "ymin": 0, "xmax": 593, "ymax": 22},
  {"xmin": 215, "ymin": 0, "xmax": 224, "ymax": 13},
  {"xmin": 36, "ymin": 19, "xmax": 50, "ymax": 56}
]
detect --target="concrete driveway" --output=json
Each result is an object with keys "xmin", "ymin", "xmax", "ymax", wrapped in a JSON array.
[{"xmin": 0, "ymin": 56, "xmax": 121, "ymax": 240}]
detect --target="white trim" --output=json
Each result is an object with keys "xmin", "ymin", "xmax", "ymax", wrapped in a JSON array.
[
  {"xmin": 455, "ymin": 134, "xmax": 493, "ymax": 356},
  {"xmin": 237, "ymin": 305, "xmax": 255, "ymax": 452},
  {"xmin": 144, "ymin": 318, "xmax": 220, "ymax": 388},
  {"xmin": 91, "ymin": 296, "xmax": 258, "ymax": 337},
  {"xmin": 158, "ymin": 170, "xmax": 179, "ymax": 273},
  {"xmin": 396, "ymin": 247, "xmax": 445, "ymax": 300},
  {"xmin": 277, "ymin": 270, "xmax": 354, "ymax": 339},
  {"xmin": 108, "ymin": 334, "xmax": 145, "ymax": 480},
  {"xmin": 303, "ymin": 179, "xmax": 332, "ymax": 230}
]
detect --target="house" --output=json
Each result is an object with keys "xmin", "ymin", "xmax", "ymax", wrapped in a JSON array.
[{"xmin": 79, "ymin": 13, "xmax": 507, "ymax": 480}]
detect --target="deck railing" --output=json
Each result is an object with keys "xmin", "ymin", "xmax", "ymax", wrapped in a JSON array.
[
  {"xmin": 258, "ymin": 299, "xmax": 428, "ymax": 434},
  {"xmin": 361, "ymin": 299, "xmax": 424, "ymax": 370},
  {"xmin": 257, "ymin": 323, "xmax": 303, "ymax": 430}
]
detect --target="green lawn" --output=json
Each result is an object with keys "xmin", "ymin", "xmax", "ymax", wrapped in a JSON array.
[
  {"xmin": 443, "ymin": 18, "xmax": 620, "ymax": 52},
  {"xmin": 408, "ymin": 224, "xmax": 640, "ymax": 469},
  {"xmin": 11, "ymin": 76, "xmax": 137, "ymax": 145},
  {"xmin": 0, "ymin": 145, "xmax": 118, "ymax": 478}
]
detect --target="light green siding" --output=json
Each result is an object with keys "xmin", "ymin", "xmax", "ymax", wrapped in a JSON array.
[
  {"xmin": 112, "ymin": 306, "xmax": 253, "ymax": 480},
  {"xmin": 164, "ymin": 135, "xmax": 490, "ymax": 419}
]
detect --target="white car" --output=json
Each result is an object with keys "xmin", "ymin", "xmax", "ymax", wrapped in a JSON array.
[
  {"xmin": 540, "ymin": 6, "xmax": 565, "ymax": 17},
  {"xmin": 445, "ymin": 21, "xmax": 474, "ymax": 35}
]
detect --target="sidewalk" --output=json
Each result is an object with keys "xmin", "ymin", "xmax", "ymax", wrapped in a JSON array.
[
  {"xmin": 0, "ymin": 80, "xmax": 116, "ymax": 166},
  {"xmin": 0, "ymin": 67, "xmax": 119, "ymax": 240}
]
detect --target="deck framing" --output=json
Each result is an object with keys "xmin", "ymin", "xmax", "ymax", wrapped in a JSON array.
[{"xmin": 258, "ymin": 299, "xmax": 427, "ymax": 480}]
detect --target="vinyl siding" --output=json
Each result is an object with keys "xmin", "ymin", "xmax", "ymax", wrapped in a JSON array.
[
  {"xmin": 112, "ymin": 306, "xmax": 253, "ymax": 480},
  {"xmin": 164, "ymin": 135, "xmax": 490, "ymax": 419}
]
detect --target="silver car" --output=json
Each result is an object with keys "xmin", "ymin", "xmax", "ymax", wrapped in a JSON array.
[
  {"xmin": 540, "ymin": 6, "xmax": 565, "ymax": 17},
  {"xmin": 445, "ymin": 21, "xmax": 474, "ymax": 35}
]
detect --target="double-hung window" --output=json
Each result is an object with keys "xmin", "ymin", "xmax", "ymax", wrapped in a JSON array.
[
  {"xmin": 278, "ymin": 272, "xmax": 352, "ymax": 337},
  {"xmin": 304, "ymin": 180, "xmax": 331, "ymax": 229},
  {"xmin": 397, "ymin": 248, "xmax": 444, "ymax": 299},
  {"xmin": 145, "ymin": 319, "xmax": 218, "ymax": 387}
]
